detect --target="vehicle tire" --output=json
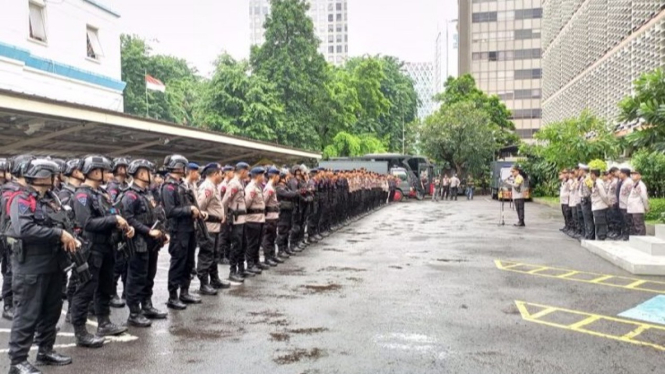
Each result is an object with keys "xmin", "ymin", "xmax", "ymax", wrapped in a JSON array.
[{"xmin": 415, "ymin": 190, "xmax": 425, "ymax": 201}]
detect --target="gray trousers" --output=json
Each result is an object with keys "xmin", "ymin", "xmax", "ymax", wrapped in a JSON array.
[
  {"xmin": 593, "ymin": 208, "xmax": 608, "ymax": 240},
  {"xmin": 631, "ymin": 213, "xmax": 646, "ymax": 236},
  {"xmin": 581, "ymin": 199, "xmax": 595, "ymax": 240},
  {"xmin": 620, "ymin": 209, "xmax": 632, "ymax": 239}
]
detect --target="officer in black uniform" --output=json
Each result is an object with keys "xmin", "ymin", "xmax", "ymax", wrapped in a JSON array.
[
  {"xmin": 161, "ymin": 155, "xmax": 202, "ymax": 310},
  {"xmin": 120, "ymin": 159, "xmax": 168, "ymax": 327},
  {"xmin": 71, "ymin": 155, "xmax": 131, "ymax": 348},
  {"xmin": 107, "ymin": 157, "xmax": 129, "ymax": 309},
  {"xmin": 7, "ymin": 158, "xmax": 77, "ymax": 374},
  {"xmin": 305, "ymin": 168, "xmax": 320, "ymax": 244},
  {"xmin": 276, "ymin": 170, "xmax": 297, "ymax": 259},
  {"xmin": 1, "ymin": 155, "xmax": 35, "ymax": 322}
]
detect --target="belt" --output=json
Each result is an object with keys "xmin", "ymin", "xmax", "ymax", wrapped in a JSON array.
[
  {"xmin": 247, "ymin": 208, "xmax": 265, "ymax": 214},
  {"xmin": 231, "ymin": 209, "xmax": 247, "ymax": 216},
  {"xmin": 206, "ymin": 214, "xmax": 223, "ymax": 223},
  {"xmin": 24, "ymin": 245, "xmax": 57, "ymax": 256},
  {"xmin": 266, "ymin": 206, "xmax": 279, "ymax": 213}
]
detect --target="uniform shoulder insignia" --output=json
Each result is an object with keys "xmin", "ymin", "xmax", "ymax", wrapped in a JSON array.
[
  {"xmin": 250, "ymin": 190, "xmax": 256, "ymax": 199},
  {"xmin": 126, "ymin": 192, "xmax": 138, "ymax": 200},
  {"xmin": 205, "ymin": 189, "xmax": 212, "ymax": 198},
  {"xmin": 166, "ymin": 184, "xmax": 176, "ymax": 191},
  {"xmin": 231, "ymin": 187, "xmax": 238, "ymax": 194},
  {"xmin": 17, "ymin": 196, "xmax": 35, "ymax": 214},
  {"xmin": 76, "ymin": 193, "xmax": 88, "ymax": 206}
]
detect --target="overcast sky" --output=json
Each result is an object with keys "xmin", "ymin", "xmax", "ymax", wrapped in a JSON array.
[{"xmin": 115, "ymin": 0, "xmax": 457, "ymax": 76}]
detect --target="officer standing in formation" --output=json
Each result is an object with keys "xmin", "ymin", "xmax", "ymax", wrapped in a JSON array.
[
  {"xmin": 107, "ymin": 158, "xmax": 130, "ymax": 309},
  {"xmin": 0, "ymin": 153, "xmax": 392, "ymax": 374}
]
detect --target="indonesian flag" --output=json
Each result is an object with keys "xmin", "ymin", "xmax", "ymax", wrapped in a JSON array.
[{"xmin": 145, "ymin": 74, "xmax": 166, "ymax": 92}]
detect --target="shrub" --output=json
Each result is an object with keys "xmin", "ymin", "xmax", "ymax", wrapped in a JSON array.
[
  {"xmin": 631, "ymin": 149, "xmax": 665, "ymax": 198},
  {"xmin": 647, "ymin": 198, "xmax": 665, "ymax": 221}
]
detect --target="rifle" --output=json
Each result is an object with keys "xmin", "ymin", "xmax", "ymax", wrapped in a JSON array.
[
  {"xmin": 47, "ymin": 192, "xmax": 92, "ymax": 283},
  {"xmin": 149, "ymin": 220, "xmax": 169, "ymax": 251},
  {"xmin": 117, "ymin": 228, "xmax": 138, "ymax": 259},
  {"xmin": 184, "ymin": 188, "xmax": 213, "ymax": 243}
]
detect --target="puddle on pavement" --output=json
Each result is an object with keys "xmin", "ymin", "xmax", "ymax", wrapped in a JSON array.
[
  {"xmin": 346, "ymin": 277, "xmax": 363, "ymax": 282},
  {"xmin": 286, "ymin": 327, "xmax": 329, "ymax": 334},
  {"xmin": 169, "ymin": 325, "xmax": 245, "ymax": 340},
  {"xmin": 248, "ymin": 310, "xmax": 284, "ymax": 318},
  {"xmin": 300, "ymin": 283, "xmax": 343, "ymax": 294},
  {"xmin": 435, "ymin": 258, "xmax": 469, "ymax": 263},
  {"xmin": 321, "ymin": 247, "xmax": 345, "ymax": 252},
  {"xmin": 389, "ymin": 266, "xmax": 403, "ymax": 269},
  {"xmin": 317, "ymin": 266, "xmax": 367, "ymax": 272},
  {"xmin": 270, "ymin": 332, "xmax": 290, "ymax": 342},
  {"xmin": 273, "ymin": 348, "xmax": 327, "ymax": 365},
  {"xmin": 274, "ymin": 267, "xmax": 307, "ymax": 276}
]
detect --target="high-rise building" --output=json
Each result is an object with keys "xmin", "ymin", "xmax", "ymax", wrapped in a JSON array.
[
  {"xmin": 542, "ymin": 1, "xmax": 665, "ymax": 127},
  {"xmin": 404, "ymin": 62, "xmax": 436, "ymax": 119},
  {"xmin": 458, "ymin": 0, "xmax": 543, "ymax": 139},
  {"xmin": 249, "ymin": 0, "xmax": 349, "ymax": 65}
]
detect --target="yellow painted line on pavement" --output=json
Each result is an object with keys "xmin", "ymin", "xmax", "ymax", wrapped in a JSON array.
[
  {"xmin": 495, "ymin": 260, "xmax": 665, "ymax": 294},
  {"xmin": 515, "ymin": 300, "xmax": 665, "ymax": 351}
]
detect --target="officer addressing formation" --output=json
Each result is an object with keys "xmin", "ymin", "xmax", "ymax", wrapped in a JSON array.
[{"xmin": 0, "ymin": 153, "xmax": 390, "ymax": 374}]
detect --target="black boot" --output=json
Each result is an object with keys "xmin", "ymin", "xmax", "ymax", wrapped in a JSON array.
[
  {"xmin": 198, "ymin": 276, "xmax": 218, "ymax": 296},
  {"xmin": 247, "ymin": 264, "xmax": 262, "ymax": 275},
  {"xmin": 74, "ymin": 325, "xmax": 104, "ymax": 348},
  {"xmin": 265, "ymin": 258, "xmax": 278, "ymax": 267},
  {"xmin": 166, "ymin": 291, "xmax": 187, "ymax": 310},
  {"xmin": 97, "ymin": 315, "xmax": 127, "ymax": 336},
  {"xmin": 127, "ymin": 304, "xmax": 152, "ymax": 327},
  {"xmin": 228, "ymin": 269, "xmax": 245, "ymax": 284},
  {"xmin": 210, "ymin": 276, "xmax": 231, "ymax": 289},
  {"xmin": 8, "ymin": 361, "xmax": 41, "ymax": 374},
  {"xmin": 272, "ymin": 256, "xmax": 285, "ymax": 264},
  {"xmin": 142, "ymin": 299, "xmax": 167, "ymax": 319},
  {"xmin": 35, "ymin": 350, "xmax": 72, "ymax": 366},
  {"xmin": 314, "ymin": 234, "xmax": 323, "ymax": 241},
  {"xmin": 179, "ymin": 288, "xmax": 202, "ymax": 304},
  {"xmin": 256, "ymin": 262, "xmax": 270, "ymax": 270},
  {"xmin": 110, "ymin": 294, "xmax": 125, "ymax": 308},
  {"xmin": 278, "ymin": 251, "xmax": 290, "ymax": 259},
  {"xmin": 3, "ymin": 304, "xmax": 14, "ymax": 321}
]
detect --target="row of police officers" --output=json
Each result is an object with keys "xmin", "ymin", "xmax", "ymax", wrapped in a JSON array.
[{"xmin": 0, "ymin": 153, "xmax": 390, "ymax": 374}]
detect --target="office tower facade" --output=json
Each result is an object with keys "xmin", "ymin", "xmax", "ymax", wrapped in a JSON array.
[
  {"xmin": 249, "ymin": 0, "xmax": 349, "ymax": 65},
  {"xmin": 458, "ymin": 0, "xmax": 543, "ymax": 139},
  {"xmin": 434, "ymin": 20, "xmax": 460, "ymax": 94},
  {"xmin": 542, "ymin": 1, "xmax": 665, "ymax": 127},
  {"xmin": 404, "ymin": 62, "xmax": 436, "ymax": 119}
]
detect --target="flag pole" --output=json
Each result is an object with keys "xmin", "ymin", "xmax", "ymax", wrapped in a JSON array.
[{"xmin": 145, "ymin": 69, "xmax": 149, "ymax": 118}]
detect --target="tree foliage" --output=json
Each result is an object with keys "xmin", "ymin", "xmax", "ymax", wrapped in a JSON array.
[
  {"xmin": 620, "ymin": 68, "xmax": 665, "ymax": 152},
  {"xmin": 631, "ymin": 149, "xmax": 665, "ymax": 198},
  {"xmin": 322, "ymin": 132, "xmax": 386, "ymax": 158}
]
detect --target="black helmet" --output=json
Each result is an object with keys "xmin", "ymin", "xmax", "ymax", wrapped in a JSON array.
[
  {"xmin": 24, "ymin": 159, "xmax": 60, "ymax": 180},
  {"xmin": 112, "ymin": 157, "xmax": 130, "ymax": 173},
  {"xmin": 10, "ymin": 154, "xmax": 35, "ymax": 178},
  {"xmin": 127, "ymin": 159, "xmax": 155, "ymax": 176},
  {"xmin": 47, "ymin": 157, "xmax": 66, "ymax": 174},
  {"xmin": 163, "ymin": 154, "xmax": 188, "ymax": 171},
  {"xmin": 63, "ymin": 159, "xmax": 83, "ymax": 177},
  {"xmin": 0, "ymin": 158, "xmax": 8, "ymax": 173},
  {"xmin": 81, "ymin": 154, "xmax": 112, "ymax": 175}
]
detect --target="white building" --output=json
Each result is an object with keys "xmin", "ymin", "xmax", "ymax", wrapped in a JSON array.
[
  {"xmin": 434, "ymin": 21, "xmax": 459, "ymax": 94},
  {"xmin": 249, "ymin": 0, "xmax": 349, "ymax": 65},
  {"xmin": 0, "ymin": 0, "xmax": 125, "ymax": 111},
  {"xmin": 403, "ymin": 62, "xmax": 436, "ymax": 119}
]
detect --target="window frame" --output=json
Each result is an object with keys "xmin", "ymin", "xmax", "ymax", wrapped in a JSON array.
[{"xmin": 28, "ymin": 1, "xmax": 48, "ymax": 43}]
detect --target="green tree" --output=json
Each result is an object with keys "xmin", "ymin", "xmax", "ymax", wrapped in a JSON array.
[
  {"xmin": 420, "ymin": 101, "xmax": 497, "ymax": 175},
  {"xmin": 195, "ymin": 54, "xmax": 283, "ymax": 142},
  {"xmin": 620, "ymin": 68, "xmax": 665, "ymax": 152},
  {"xmin": 322, "ymin": 131, "xmax": 386, "ymax": 158},
  {"xmin": 250, "ymin": 0, "xmax": 329, "ymax": 150}
]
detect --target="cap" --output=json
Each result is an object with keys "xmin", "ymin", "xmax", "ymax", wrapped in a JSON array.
[
  {"xmin": 267, "ymin": 167, "xmax": 280, "ymax": 176},
  {"xmin": 620, "ymin": 168, "xmax": 631, "ymax": 175},
  {"xmin": 578, "ymin": 163, "xmax": 589, "ymax": 171},
  {"xmin": 223, "ymin": 164, "xmax": 235, "ymax": 172},
  {"xmin": 632, "ymin": 168, "xmax": 642, "ymax": 175},
  {"xmin": 202, "ymin": 162, "xmax": 220, "ymax": 174},
  {"xmin": 186, "ymin": 162, "xmax": 200, "ymax": 171},
  {"xmin": 236, "ymin": 162, "xmax": 250, "ymax": 171},
  {"xmin": 250, "ymin": 166, "xmax": 265, "ymax": 176}
]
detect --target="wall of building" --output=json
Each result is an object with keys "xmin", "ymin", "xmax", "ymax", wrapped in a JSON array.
[
  {"xmin": 0, "ymin": 0, "xmax": 125, "ymax": 111},
  {"xmin": 542, "ymin": 0, "xmax": 665, "ymax": 126},
  {"xmin": 404, "ymin": 62, "xmax": 436, "ymax": 118}
]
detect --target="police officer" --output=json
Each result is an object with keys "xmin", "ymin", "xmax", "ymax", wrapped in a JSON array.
[
  {"xmin": 1, "ymin": 155, "xmax": 35, "ymax": 322},
  {"xmin": 107, "ymin": 157, "xmax": 130, "ymax": 309},
  {"xmin": 276, "ymin": 169, "xmax": 297, "ymax": 259},
  {"xmin": 590, "ymin": 169, "xmax": 610, "ymax": 240},
  {"xmin": 161, "ymin": 155, "xmax": 202, "ymax": 309},
  {"xmin": 506, "ymin": 166, "xmax": 526, "ymax": 227},
  {"xmin": 262, "ymin": 167, "xmax": 282, "ymax": 266},
  {"xmin": 305, "ymin": 168, "xmax": 321, "ymax": 244},
  {"xmin": 244, "ymin": 167, "xmax": 267, "ymax": 274},
  {"xmin": 71, "ymin": 155, "xmax": 131, "ymax": 348},
  {"xmin": 218, "ymin": 165, "xmax": 234, "ymax": 265},
  {"xmin": 121, "ymin": 159, "xmax": 169, "ymax": 328},
  {"xmin": 222, "ymin": 162, "xmax": 250, "ymax": 282},
  {"xmin": 196, "ymin": 163, "xmax": 230, "ymax": 294},
  {"xmin": 579, "ymin": 164, "xmax": 595, "ymax": 240},
  {"xmin": 7, "ymin": 158, "xmax": 78, "ymax": 373}
]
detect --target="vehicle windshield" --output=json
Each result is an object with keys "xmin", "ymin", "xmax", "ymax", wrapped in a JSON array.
[{"xmin": 393, "ymin": 172, "xmax": 407, "ymax": 181}]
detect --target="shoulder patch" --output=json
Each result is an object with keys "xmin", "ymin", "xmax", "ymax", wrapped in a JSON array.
[
  {"xmin": 126, "ymin": 192, "xmax": 138, "ymax": 201},
  {"xmin": 76, "ymin": 193, "xmax": 88, "ymax": 206},
  {"xmin": 231, "ymin": 187, "xmax": 238, "ymax": 194},
  {"xmin": 166, "ymin": 185, "xmax": 176, "ymax": 191},
  {"xmin": 17, "ymin": 197, "xmax": 35, "ymax": 214},
  {"xmin": 205, "ymin": 189, "xmax": 212, "ymax": 198},
  {"xmin": 250, "ymin": 190, "xmax": 256, "ymax": 199}
]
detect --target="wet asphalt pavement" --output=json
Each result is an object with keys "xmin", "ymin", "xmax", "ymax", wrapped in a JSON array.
[{"xmin": 1, "ymin": 198, "xmax": 664, "ymax": 373}]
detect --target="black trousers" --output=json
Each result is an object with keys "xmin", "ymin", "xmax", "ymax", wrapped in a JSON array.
[
  {"xmin": 219, "ymin": 222, "xmax": 230, "ymax": 261},
  {"xmin": 561, "ymin": 204, "xmax": 571, "ymax": 229},
  {"xmin": 126, "ymin": 250, "xmax": 148, "ymax": 308},
  {"xmin": 581, "ymin": 199, "xmax": 595, "ymax": 240},
  {"xmin": 9, "ymin": 269, "xmax": 63, "ymax": 364},
  {"xmin": 277, "ymin": 210, "xmax": 292, "ymax": 253},
  {"xmin": 167, "ymin": 230, "xmax": 197, "ymax": 294},
  {"xmin": 451, "ymin": 187, "xmax": 458, "ymax": 200},
  {"xmin": 620, "ymin": 209, "xmax": 632, "ymax": 239},
  {"xmin": 593, "ymin": 208, "xmax": 608, "ymax": 240},
  {"xmin": 306, "ymin": 201, "xmax": 319, "ymax": 238},
  {"xmin": 113, "ymin": 249, "xmax": 127, "ymax": 298},
  {"xmin": 514, "ymin": 198, "xmax": 525, "ymax": 224},
  {"xmin": 2, "ymin": 248, "xmax": 12, "ymax": 307},
  {"xmin": 569, "ymin": 205, "xmax": 579, "ymax": 234},
  {"xmin": 262, "ymin": 219, "xmax": 278, "ymax": 259},
  {"xmin": 245, "ymin": 222, "xmax": 263, "ymax": 267},
  {"xmin": 229, "ymin": 224, "xmax": 245, "ymax": 272},
  {"xmin": 71, "ymin": 249, "xmax": 115, "ymax": 327},
  {"xmin": 196, "ymin": 231, "xmax": 218, "ymax": 280},
  {"xmin": 632, "ymin": 213, "xmax": 646, "ymax": 236}
]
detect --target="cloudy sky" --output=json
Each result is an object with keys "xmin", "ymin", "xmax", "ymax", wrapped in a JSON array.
[{"xmin": 115, "ymin": 0, "xmax": 457, "ymax": 76}]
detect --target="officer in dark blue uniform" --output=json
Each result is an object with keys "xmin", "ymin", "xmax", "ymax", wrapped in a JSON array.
[
  {"xmin": 107, "ymin": 157, "xmax": 130, "ymax": 309},
  {"xmin": 120, "ymin": 159, "xmax": 168, "ymax": 327},
  {"xmin": 161, "ymin": 155, "xmax": 201, "ymax": 310},
  {"xmin": 1, "ymin": 155, "xmax": 35, "ymax": 322},
  {"xmin": 7, "ymin": 158, "xmax": 77, "ymax": 374},
  {"xmin": 71, "ymin": 155, "xmax": 131, "ymax": 348}
]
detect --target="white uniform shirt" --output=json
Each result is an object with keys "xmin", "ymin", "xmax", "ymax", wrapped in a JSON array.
[{"xmin": 627, "ymin": 180, "xmax": 649, "ymax": 214}]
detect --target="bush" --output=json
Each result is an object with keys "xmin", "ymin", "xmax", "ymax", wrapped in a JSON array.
[
  {"xmin": 647, "ymin": 198, "xmax": 665, "ymax": 221},
  {"xmin": 632, "ymin": 149, "xmax": 665, "ymax": 198}
]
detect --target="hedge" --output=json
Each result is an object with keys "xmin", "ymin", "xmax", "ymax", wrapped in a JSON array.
[{"xmin": 647, "ymin": 198, "xmax": 665, "ymax": 222}]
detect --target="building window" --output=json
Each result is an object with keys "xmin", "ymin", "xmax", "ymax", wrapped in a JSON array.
[
  {"xmin": 336, "ymin": 2, "xmax": 342, "ymax": 11},
  {"xmin": 336, "ymin": 34, "xmax": 342, "ymax": 43},
  {"xmin": 514, "ymin": 89, "xmax": 542, "ymax": 99},
  {"xmin": 328, "ymin": 25, "xmax": 334, "ymax": 32},
  {"xmin": 514, "ymin": 8, "xmax": 543, "ymax": 20},
  {"xmin": 328, "ymin": 14, "xmax": 333, "ymax": 22},
  {"xmin": 329, "ymin": 46, "xmax": 334, "ymax": 53},
  {"xmin": 336, "ymin": 25, "xmax": 342, "ymax": 32},
  {"xmin": 336, "ymin": 45, "xmax": 342, "ymax": 53},
  {"xmin": 345, "ymin": 45, "xmax": 348, "ymax": 53},
  {"xmin": 328, "ymin": 35, "xmax": 334, "ymax": 43},
  {"xmin": 336, "ymin": 13, "xmax": 342, "ymax": 21},
  {"xmin": 344, "ymin": 34, "xmax": 348, "ymax": 42},
  {"xmin": 511, "ymin": 109, "xmax": 542, "ymax": 119},
  {"xmin": 472, "ymin": 12, "xmax": 497, "ymax": 23},
  {"xmin": 86, "ymin": 26, "xmax": 103, "ymax": 60},
  {"xmin": 514, "ymin": 68, "xmax": 542, "ymax": 80},
  {"xmin": 28, "ymin": 2, "xmax": 47, "ymax": 42}
]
